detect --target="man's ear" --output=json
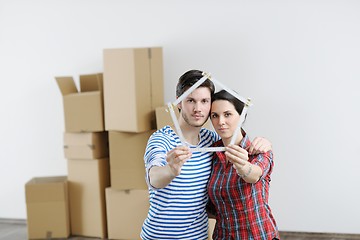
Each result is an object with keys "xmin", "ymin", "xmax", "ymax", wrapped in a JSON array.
[
  {"xmin": 177, "ymin": 104, "xmax": 182, "ymax": 112},
  {"xmin": 176, "ymin": 97, "xmax": 182, "ymax": 111}
]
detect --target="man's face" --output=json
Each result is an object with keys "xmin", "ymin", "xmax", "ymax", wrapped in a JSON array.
[{"xmin": 178, "ymin": 87, "xmax": 212, "ymax": 127}]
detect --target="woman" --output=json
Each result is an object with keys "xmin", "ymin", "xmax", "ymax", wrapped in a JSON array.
[{"xmin": 207, "ymin": 89, "xmax": 280, "ymax": 240}]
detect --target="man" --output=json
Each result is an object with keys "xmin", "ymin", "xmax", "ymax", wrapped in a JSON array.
[{"xmin": 140, "ymin": 70, "xmax": 271, "ymax": 240}]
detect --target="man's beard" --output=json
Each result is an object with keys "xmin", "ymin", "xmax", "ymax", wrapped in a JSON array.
[{"xmin": 181, "ymin": 111, "xmax": 207, "ymax": 128}]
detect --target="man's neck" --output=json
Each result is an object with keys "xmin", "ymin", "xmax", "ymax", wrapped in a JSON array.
[
  {"xmin": 177, "ymin": 118, "xmax": 202, "ymax": 146},
  {"xmin": 181, "ymin": 125, "xmax": 201, "ymax": 146}
]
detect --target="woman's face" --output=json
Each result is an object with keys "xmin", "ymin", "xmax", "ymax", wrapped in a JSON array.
[{"xmin": 210, "ymin": 100, "xmax": 241, "ymax": 140}]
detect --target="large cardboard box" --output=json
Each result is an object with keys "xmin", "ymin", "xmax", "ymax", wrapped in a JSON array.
[
  {"xmin": 106, "ymin": 188, "xmax": 149, "ymax": 240},
  {"xmin": 63, "ymin": 132, "xmax": 109, "ymax": 159},
  {"xmin": 25, "ymin": 176, "xmax": 70, "ymax": 239},
  {"xmin": 67, "ymin": 158, "xmax": 110, "ymax": 238},
  {"xmin": 109, "ymin": 130, "xmax": 154, "ymax": 190},
  {"xmin": 55, "ymin": 73, "xmax": 104, "ymax": 132},
  {"xmin": 103, "ymin": 47, "xmax": 164, "ymax": 132},
  {"xmin": 155, "ymin": 105, "xmax": 213, "ymax": 130}
]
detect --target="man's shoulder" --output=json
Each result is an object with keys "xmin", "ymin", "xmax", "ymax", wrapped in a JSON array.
[
  {"xmin": 200, "ymin": 128, "xmax": 219, "ymax": 139},
  {"xmin": 150, "ymin": 126, "xmax": 176, "ymax": 140}
]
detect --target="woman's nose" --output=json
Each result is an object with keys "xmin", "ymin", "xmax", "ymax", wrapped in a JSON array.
[{"xmin": 218, "ymin": 116, "xmax": 225, "ymax": 125}]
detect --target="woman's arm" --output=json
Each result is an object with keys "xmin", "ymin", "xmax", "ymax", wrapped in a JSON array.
[{"xmin": 225, "ymin": 145, "xmax": 262, "ymax": 183}]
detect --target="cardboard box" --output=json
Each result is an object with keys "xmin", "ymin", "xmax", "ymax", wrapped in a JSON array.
[
  {"xmin": 106, "ymin": 188, "xmax": 149, "ymax": 240},
  {"xmin": 103, "ymin": 47, "xmax": 164, "ymax": 132},
  {"xmin": 55, "ymin": 73, "xmax": 104, "ymax": 132},
  {"xmin": 63, "ymin": 132, "xmax": 109, "ymax": 159},
  {"xmin": 25, "ymin": 176, "xmax": 70, "ymax": 239},
  {"xmin": 208, "ymin": 218, "xmax": 216, "ymax": 240},
  {"xmin": 155, "ymin": 105, "xmax": 213, "ymax": 130},
  {"xmin": 67, "ymin": 158, "xmax": 110, "ymax": 238},
  {"xmin": 109, "ymin": 130, "xmax": 154, "ymax": 190}
]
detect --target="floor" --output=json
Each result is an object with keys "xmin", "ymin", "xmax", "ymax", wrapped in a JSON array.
[{"xmin": 1, "ymin": 219, "xmax": 360, "ymax": 240}]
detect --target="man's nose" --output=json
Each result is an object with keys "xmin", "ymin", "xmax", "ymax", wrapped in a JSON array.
[{"xmin": 193, "ymin": 102, "xmax": 201, "ymax": 112}]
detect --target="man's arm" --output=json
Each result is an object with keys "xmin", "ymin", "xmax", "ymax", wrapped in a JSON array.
[
  {"xmin": 248, "ymin": 137, "xmax": 272, "ymax": 154},
  {"xmin": 149, "ymin": 146, "xmax": 192, "ymax": 189}
]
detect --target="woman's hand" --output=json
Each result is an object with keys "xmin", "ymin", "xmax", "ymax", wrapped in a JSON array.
[
  {"xmin": 225, "ymin": 144, "xmax": 261, "ymax": 183},
  {"xmin": 225, "ymin": 144, "xmax": 249, "ymax": 175}
]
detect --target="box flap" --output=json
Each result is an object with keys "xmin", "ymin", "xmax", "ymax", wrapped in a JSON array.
[
  {"xmin": 55, "ymin": 77, "xmax": 78, "ymax": 96},
  {"xmin": 25, "ymin": 176, "xmax": 68, "ymax": 202},
  {"xmin": 80, "ymin": 73, "xmax": 103, "ymax": 92}
]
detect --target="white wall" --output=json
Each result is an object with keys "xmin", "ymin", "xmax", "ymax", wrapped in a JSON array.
[{"xmin": 1, "ymin": 0, "xmax": 359, "ymax": 234}]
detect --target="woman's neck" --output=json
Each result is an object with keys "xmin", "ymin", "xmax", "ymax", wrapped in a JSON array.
[{"xmin": 222, "ymin": 128, "xmax": 243, "ymax": 146}]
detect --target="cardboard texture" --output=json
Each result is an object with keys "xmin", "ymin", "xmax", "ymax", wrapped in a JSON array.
[
  {"xmin": 105, "ymin": 188, "xmax": 149, "ymax": 240},
  {"xmin": 208, "ymin": 218, "xmax": 216, "ymax": 240},
  {"xmin": 67, "ymin": 158, "xmax": 110, "ymax": 238},
  {"xmin": 103, "ymin": 47, "xmax": 164, "ymax": 132},
  {"xmin": 63, "ymin": 132, "xmax": 109, "ymax": 159},
  {"xmin": 155, "ymin": 105, "xmax": 213, "ymax": 130},
  {"xmin": 55, "ymin": 73, "xmax": 104, "ymax": 132},
  {"xmin": 25, "ymin": 176, "xmax": 70, "ymax": 239},
  {"xmin": 109, "ymin": 130, "xmax": 155, "ymax": 190}
]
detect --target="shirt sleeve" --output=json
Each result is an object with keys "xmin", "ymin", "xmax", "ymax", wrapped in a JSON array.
[
  {"xmin": 251, "ymin": 150, "xmax": 274, "ymax": 180},
  {"xmin": 144, "ymin": 131, "xmax": 172, "ymax": 189}
]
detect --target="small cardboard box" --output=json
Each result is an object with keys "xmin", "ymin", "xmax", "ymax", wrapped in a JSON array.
[
  {"xmin": 109, "ymin": 130, "xmax": 154, "ymax": 190},
  {"xmin": 63, "ymin": 132, "xmax": 109, "ymax": 159},
  {"xmin": 55, "ymin": 73, "xmax": 104, "ymax": 132},
  {"xmin": 103, "ymin": 47, "xmax": 164, "ymax": 132},
  {"xmin": 155, "ymin": 105, "xmax": 213, "ymax": 130},
  {"xmin": 25, "ymin": 176, "xmax": 70, "ymax": 239},
  {"xmin": 208, "ymin": 218, "xmax": 216, "ymax": 240},
  {"xmin": 67, "ymin": 158, "xmax": 110, "ymax": 238},
  {"xmin": 105, "ymin": 188, "xmax": 149, "ymax": 240}
]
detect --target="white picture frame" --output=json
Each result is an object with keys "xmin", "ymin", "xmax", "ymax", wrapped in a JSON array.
[{"xmin": 167, "ymin": 72, "xmax": 252, "ymax": 152}]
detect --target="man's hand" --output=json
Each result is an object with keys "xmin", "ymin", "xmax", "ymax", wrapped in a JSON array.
[
  {"xmin": 166, "ymin": 146, "xmax": 192, "ymax": 177},
  {"xmin": 248, "ymin": 137, "xmax": 272, "ymax": 155}
]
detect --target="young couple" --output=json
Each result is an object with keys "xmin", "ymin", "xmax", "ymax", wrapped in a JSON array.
[{"xmin": 141, "ymin": 70, "xmax": 280, "ymax": 240}]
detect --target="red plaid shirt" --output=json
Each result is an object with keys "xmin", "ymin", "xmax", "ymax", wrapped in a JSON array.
[{"xmin": 207, "ymin": 133, "xmax": 279, "ymax": 240}]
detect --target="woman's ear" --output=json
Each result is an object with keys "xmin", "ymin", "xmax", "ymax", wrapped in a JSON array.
[{"xmin": 243, "ymin": 113, "xmax": 248, "ymax": 124}]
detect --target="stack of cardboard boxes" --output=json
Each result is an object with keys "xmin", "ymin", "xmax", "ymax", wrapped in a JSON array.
[
  {"xmin": 25, "ymin": 46, "xmax": 215, "ymax": 240},
  {"xmin": 56, "ymin": 73, "xmax": 110, "ymax": 238},
  {"xmin": 25, "ymin": 73, "xmax": 110, "ymax": 239},
  {"xmin": 103, "ymin": 47, "xmax": 163, "ymax": 239}
]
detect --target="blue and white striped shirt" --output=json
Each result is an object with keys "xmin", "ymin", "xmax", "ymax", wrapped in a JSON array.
[{"xmin": 141, "ymin": 125, "xmax": 219, "ymax": 240}]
